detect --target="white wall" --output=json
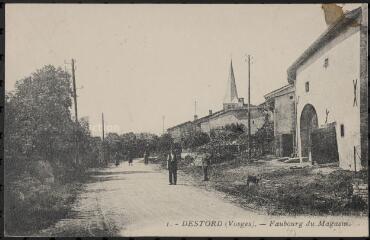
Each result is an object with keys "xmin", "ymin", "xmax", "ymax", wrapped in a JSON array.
[
  {"xmin": 274, "ymin": 92, "xmax": 295, "ymax": 136},
  {"xmin": 295, "ymin": 26, "xmax": 361, "ymax": 170},
  {"xmin": 208, "ymin": 110, "xmax": 265, "ymax": 134}
]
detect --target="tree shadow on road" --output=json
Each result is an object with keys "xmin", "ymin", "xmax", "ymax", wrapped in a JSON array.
[{"xmin": 90, "ymin": 170, "xmax": 157, "ymax": 175}]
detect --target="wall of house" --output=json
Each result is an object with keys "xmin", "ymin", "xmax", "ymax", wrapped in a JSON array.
[
  {"xmin": 274, "ymin": 92, "xmax": 295, "ymax": 136},
  {"xmin": 273, "ymin": 92, "xmax": 295, "ymax": 156},
  {"xmin": 200, "ymin": 120, "xmax": 211, "ymax": 133},
  {"xmin": 208, "ymin": 109, "xmax": 265, "ymax": 134},
  {"xmin": 168, "ymin": 128, "xmax": 182, "ymax": 142},
  {"xmin": 295, "ymin": 24, "xmax": 361, "ymax": 170},
  {"xmin": 360, "ymin": 4, "xmax": 368, "ymax": 168},
  {"xmin": 168, "ymin": 123, "xmax": 194, "ymax": 143}
]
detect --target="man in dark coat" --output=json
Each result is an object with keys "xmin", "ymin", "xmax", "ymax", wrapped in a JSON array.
[
  {"xmin": 144, "ymin": 150, "xmax": 149, "ymax": 165},
  {"xmin": 202, "ymin": 152, "xmax": 212, "ymax": 181},
  {"xmin": 167, "ymin": 149, "xmax": 178, "ymax": 185}
]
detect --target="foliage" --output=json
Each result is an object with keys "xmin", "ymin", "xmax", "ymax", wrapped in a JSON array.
[
  {"xmin": 210, "ymin": 123, "xmax": 245, "ymax": 144},
  {"xmin": 181, "ymin": 131, "xmax": 210, "ymax": 149},
  {"xmin": 105, "ymin": 132, "xmax": 158, "ymax": 161},
  {"xmin": 156, "ymin": 133, "xmax": 174, "ymax": 153},
  {"xmin": 4, "ymin": 65, "xmax": 102, "ymax": 235}
]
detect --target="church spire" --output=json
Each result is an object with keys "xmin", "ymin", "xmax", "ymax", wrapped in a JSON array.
[{"xmin": 224, "ymin": 59, "xmax": 239, "ymax": 104}]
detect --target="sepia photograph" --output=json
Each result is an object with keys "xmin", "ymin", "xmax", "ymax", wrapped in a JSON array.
[{"xmin": 3, "ymin": 3, "xmax": 369, "ymax": 237}]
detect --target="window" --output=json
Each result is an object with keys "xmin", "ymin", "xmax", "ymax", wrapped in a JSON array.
[
  {"xmin": 305, "ymin": 82, "xmax": 310, "ymax": 92},
  {"xmin": 340, "ymin": 124, "xmax": 345, "ymax": 137},
  {"xmin": 289, "ymin": 95, "xmax": 294, "ymax": 100},
  {"xmin": 324, "ymin": 57, "xmax": 329, "ymax": 69}
]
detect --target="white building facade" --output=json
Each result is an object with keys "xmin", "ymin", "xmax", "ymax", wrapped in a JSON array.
[{"xmin": 288, "ymin": 6, "xmax": 368, "ymax": 171}]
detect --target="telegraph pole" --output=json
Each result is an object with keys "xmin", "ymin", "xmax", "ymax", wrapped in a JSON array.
[
  {"xmin": 194, "ymin": 100, "xmax": 197, "ymax": 116},
  {"xmin": 71, "ymin": 59, "xmax": 78, "ymax": 123},
  {"xmin": 194, "ymin": 99, "xmax": 198, "ymax": 120},
  {"xmin": 162, "ymin": 115, "xmax": 165, "ymax": 134},
  {"xmin": 102, "ymin": 112, "xmax": 105, "ymax": 141},
  {"xmin": 247, "ymin": 55, "xmax": 251, "ymax": 161},
  {"xmin": 101, "ymin": 112, "xmax": 105, "ymax": 164},
  {"xmin": 71, "ymin": 59, "xmax": 79, "ymax": 164}
]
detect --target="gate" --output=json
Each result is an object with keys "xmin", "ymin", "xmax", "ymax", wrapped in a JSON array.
[{"xmin": 311, "ymin": 123, "xmax": 339, "ymax": 164}]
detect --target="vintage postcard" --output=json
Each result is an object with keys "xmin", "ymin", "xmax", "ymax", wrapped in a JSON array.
[{"xmin": 3, "ymin": 3, "xmax": 369, "ymax": 237}]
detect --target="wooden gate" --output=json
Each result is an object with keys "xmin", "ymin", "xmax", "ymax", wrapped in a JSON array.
[{"xmin": 311, "ymin": 123, "xmax": 339, "ymax": 164}]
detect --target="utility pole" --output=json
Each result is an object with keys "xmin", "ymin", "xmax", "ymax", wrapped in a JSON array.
[
  {"xmin": 162, "ymin": 115, "xmax": 165, "ymax": 134},
  {"xmin": 71, "ymin": 59, "xmax": 78, "ymax": 123},
  {"xmin": 247, "ymin": 55, "xmax": 252, "ymax": 161},
  {"xmin": 101, "ymin": 112, "xmax": 105, "ymax": 164},
  {"xmin": 102, "ymin": 112, "xmax": 105, "ymax": 141},
  {"xmin": 194, "ymin": 100, "xmax": 197, "ymax": 116},
  {"xmin": 194, "ymin": 99, "xmax": 198, "ymax": 120},
  {"xmin": 71, "ymin": 58, "xmax": 79, "ymax": 165}
]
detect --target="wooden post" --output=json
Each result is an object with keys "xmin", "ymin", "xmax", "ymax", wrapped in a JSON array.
[
  {"xmin": 354, "ymin": 146, "xmax": 357, "ymax": 176},
  {"xmin": 71, "ymin": 59, "xmax": 79, "ymax": 165},
  {"xmin": 247, "ymin": 55, "xmax": 251, "ymax": 161},
  {"xmin": 102, "ymin": 113, "xmax": 105, "ymax": 164}
]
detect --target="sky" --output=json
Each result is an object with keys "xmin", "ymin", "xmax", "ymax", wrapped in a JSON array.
[{"xmin": 5, "ymin": 4, "xmax": 361, "ymax": 135}]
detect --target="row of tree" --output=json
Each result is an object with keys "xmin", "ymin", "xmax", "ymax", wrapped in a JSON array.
[{"xmin": 5, "ymin": 65, "xmax": 103, "ymax": 181}]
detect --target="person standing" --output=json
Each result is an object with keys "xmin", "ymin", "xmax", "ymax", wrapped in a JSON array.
[
  {"xmin": 202, "ymin": 152, "xmax": 212, "ymax": 181},
  {"xmin": 144, "ymin": 150, "xmax": 149, "ymax": 165},
  {"xmin": 172, "ymin": 150, "xmax": 178, "ymax": 185},
  {"xmin": 128, "ymin": 150, "xmax": 133, "ymax": 166},
  {"xmin": 114, "ymin": 152, "xmax": 120, "ymax": 167},
  {"xmin": 167, "ymin": 149, "xmax": 178, "ymax": 185}
]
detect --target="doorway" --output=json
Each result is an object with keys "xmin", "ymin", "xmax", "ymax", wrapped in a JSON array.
[{"xmin": 300, "ymin": 104, "xmax": 318, "ymax": 159}]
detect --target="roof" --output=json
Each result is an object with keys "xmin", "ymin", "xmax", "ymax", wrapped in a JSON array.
[
  {"xmin": 193, "ymin": 109, "xmax": 224, "ymax": 124},
  {"xmin": 264, "ymin": 84, "xmax": 295, "ymax": 100},
  {"xmin": 167, "ymin": 121, "xmax": 193, "ymax": 131},
  {"xmin": 223, "ymin": 60, "xmax": 239, "ymax": 104},
  {"xmin": 287, "ymin": 7, "xmax": 362, "ymax": 84}
]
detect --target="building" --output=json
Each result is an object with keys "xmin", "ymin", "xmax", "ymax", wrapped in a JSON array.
[
  {"xmin": 264, "ymin": 84, "xmax": 296, "ymax": 157},
  {"xmin": 287, "ymin": 6, "xmax": 368, "ymax": 170},
  {"xmin": 167, "ymin": 121, "xmax": 194, "ymax": 143},
  {"xmin": 193, "ymin": 60, "xmax": 267, "ymax": 134},
  {"xmin": 168, "ymin": 60, "xmax": 269, "ymax": 140}
]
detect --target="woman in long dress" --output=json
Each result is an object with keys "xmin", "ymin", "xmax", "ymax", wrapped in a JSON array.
[{"xmin": 128, "ymin": 151, "xmax": 133, "ymax": 166}]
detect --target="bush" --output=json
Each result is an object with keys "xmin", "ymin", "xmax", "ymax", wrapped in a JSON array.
[{"xmin": 181, "ymin": 132, "xmax": 210, "ymax": 149}]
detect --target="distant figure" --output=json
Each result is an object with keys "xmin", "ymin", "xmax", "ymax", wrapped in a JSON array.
[
  {"xmin": 202, "ymin": 152, "xmax": 212, "ymax": 181},
  {"xmin": 128, "ymin": 151, "xmax": 133, "ymax": 166},
  {"xmin": 144, "ymin": 150, "xmax": 149, "ymax": 165},
  {"xmin": 114, "ymin": 152, "xmax": 119, "ymax": 167},
  {"xmin": 167, "ymin": 149, "xmax": 178, "ymax": 185}
]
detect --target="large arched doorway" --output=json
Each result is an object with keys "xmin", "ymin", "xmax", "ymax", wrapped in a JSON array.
[{"xmin": 300, "ymin": 104, "xmax": 318, "ymax": 159}]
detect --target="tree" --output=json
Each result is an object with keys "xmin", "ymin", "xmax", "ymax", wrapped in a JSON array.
[
  {"xmin": 4, "ymin": 65, "xmax": 101, "ymax": 175},
  {"xmin": 182, "ymin": 131, "xmax": 210, "ymax": 149},
  {"xmin": 156, "ymin": 133, "xmax": 174, "ymax": 153}
]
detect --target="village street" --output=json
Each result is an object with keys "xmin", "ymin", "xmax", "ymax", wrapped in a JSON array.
[
  {"xmin": 39, "ymin": 159, "xmax": 264, "ymax": 236},
  {"xmin": 38, "ymin": 159, "xmax": 367, "ymax": 237}
]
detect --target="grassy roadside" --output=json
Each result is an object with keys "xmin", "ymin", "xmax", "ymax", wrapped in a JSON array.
[
  {"xmin": 4, "ymin": 168, "xmax": 91, "ymax": 236},
  {"xmin": 179, "ymin": 157, "xmax": 368, "ymax": 216}
]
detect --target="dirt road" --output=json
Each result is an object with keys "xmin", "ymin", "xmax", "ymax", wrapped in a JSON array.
[{"xmin": 40, "ymin": 159, "xmax": 367, "ymax": 237}]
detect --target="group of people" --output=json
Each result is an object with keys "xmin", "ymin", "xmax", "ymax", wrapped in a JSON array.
[
  {"xmin": 115, "ymin": 150, "xmax": 134, "ymax": 167},
  {"xmin": 112, "ymin": 146, "xmax": 212, "ymax": 185},
  {"xmin": 166, "ymin": 148, "xmax": 212, "ymax": 185}
]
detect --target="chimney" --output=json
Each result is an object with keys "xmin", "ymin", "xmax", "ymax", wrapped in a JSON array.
[
  {"xmin": 321, "ymin": 4, "xmax": 344, "ymax": 26},
  {"xmin": 209, "ymin": 110, "xmax": 213, "ymax": 115},
  {"xmin": 194, "ymin": 115, "xmax": 198, "ymax": 121}
]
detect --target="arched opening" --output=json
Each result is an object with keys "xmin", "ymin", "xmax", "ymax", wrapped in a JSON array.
[{"xmin": 300, "ymin": 104, "xmax": 318, "ymax": 159}]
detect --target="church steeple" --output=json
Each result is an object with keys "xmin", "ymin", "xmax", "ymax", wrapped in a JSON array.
[{"xmin": 224, "ymin": 59, "xmax": 239, "ymax": 104}]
